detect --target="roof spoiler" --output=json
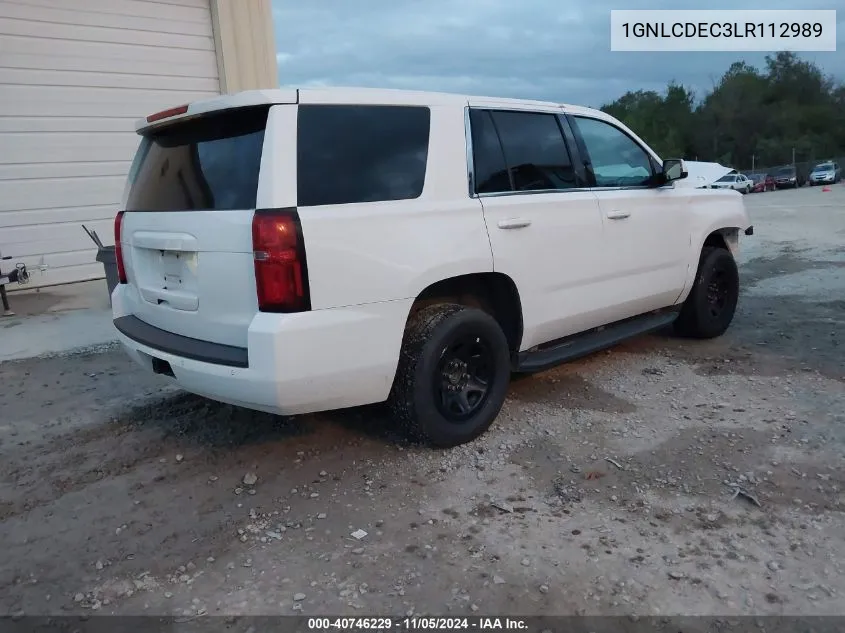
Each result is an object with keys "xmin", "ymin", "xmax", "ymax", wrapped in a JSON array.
[{"xmin": 135, "ymin": 89, "xmax": 298, "ymax": 134}]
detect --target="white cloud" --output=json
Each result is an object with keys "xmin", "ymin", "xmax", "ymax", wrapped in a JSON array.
[{"xmin": 271, "ymin": 0, "xmax": 845, "ymax": 107}]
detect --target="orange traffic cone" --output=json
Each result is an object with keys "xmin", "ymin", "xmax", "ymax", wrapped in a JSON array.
[{"xmin": 822, "ymin": 185, "xmax": 831, "ymax": 192}]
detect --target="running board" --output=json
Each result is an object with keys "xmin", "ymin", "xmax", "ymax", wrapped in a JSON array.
[{"xmin": 514, "ymin": 309, "xmax": 680, "ymax": 373}]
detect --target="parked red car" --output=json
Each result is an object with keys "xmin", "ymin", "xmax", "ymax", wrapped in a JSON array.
[{"xmin": 745, "ymin": 172, "xmax": 776, "ymax": 192}]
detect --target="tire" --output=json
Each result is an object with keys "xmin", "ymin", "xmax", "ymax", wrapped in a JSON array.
[
  {"xmin": 674, "ymin": 247, "xmax": 739, "ymax": 339},
  {"xmin": 388, "ymin": 303, "xmax": 511, "ymax": 448}
]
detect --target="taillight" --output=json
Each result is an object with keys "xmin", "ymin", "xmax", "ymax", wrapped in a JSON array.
[
  {"xmin": 114, "ymin": 211, "xmax": 127, "ymax": 284},
  {"xmin": 252, "ymin": 209, "xmax": 310, "ymax": 313},
  {"xmin": 146, "ymin": 104, "xmax": 189, "ymax": 123}
]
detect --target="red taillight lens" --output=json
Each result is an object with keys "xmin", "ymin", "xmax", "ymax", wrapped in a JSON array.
[
  {"xmin": 146, "ymin": 104, "xmax": 189, "ymax": 123},
  {"xmin": 114, "ymin": 211, "xmax": 127, "ymax": 284},
  {"xmin": 252, "ymin": 210, "xmax": 310, "ymax": 313}
]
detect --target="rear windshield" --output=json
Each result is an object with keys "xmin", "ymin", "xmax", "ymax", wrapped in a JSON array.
[
  {"xmin": 125, "ymin": 106, "xmax": 269, "ymax": 211},
  {"xmin": 296, "ymin": 105, "xmax": 431, "ymax": 207}
]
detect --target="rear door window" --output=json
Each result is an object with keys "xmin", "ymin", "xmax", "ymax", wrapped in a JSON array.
[
  {"xmin": 469, "ymin": 110, "xmax": 512, "ymax": 194},
  {"xmin": 471, "ymin": 110, "xmax": 579, "ymax": 193},
  {"xmin": 126, "ymin": 106, "xmax": 269, "ymax": 211},
  {"xmin": 296, "ymin": 105, "xmax": 430, "ymax": 207}
]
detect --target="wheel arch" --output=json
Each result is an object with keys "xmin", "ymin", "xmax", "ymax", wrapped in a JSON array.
[
  {"xmin": 701, "ymin": 227, "xmax": 741, "ymax": 259},
  {"xmin": 676, "ymin": 226, "xmax": 743, "ymax": 305},
  {"xmin": 408, "ymin": 272, "xmax": 524, "ymax": 354}
]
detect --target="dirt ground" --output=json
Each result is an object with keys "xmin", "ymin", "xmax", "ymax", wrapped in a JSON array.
[{"xmin": 1, "ymin": 185, "xmax": 844, "ymax": 618}]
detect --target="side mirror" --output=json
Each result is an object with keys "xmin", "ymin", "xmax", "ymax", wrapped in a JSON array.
[{"xmin": 662, "ymin": 158, "xmax": 688, "ymax": 182}]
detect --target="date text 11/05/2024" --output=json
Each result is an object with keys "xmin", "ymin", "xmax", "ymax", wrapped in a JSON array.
[
  {"xmin": 307, "ymin": 617, "xmax": 529, "ymax": 630},
  {"xmin": 621, "ymin": 21, "xmax": 824, "ymax": 39}
]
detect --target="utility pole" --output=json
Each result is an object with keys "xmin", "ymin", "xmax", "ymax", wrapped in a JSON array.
[
  {"xmin": 752, "ymin": 155, "xmax": 755, "ymax": 171},
  {"xmin": 792, "ymin": 147, "xmax": 796, "ymax": 165}
]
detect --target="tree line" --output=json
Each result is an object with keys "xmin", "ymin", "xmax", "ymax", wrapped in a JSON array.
[{"xmin": 601, "ymin": 52, "xmax": 845, "ymax": 171}]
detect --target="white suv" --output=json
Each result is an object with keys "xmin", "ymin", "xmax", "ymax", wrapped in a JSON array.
[{"xmin": 112, "ymin": 88, "xmax": 752, "ymax": 448}]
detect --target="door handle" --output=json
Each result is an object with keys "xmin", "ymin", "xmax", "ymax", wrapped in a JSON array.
[
  {"xmin": 606, "ymin": 210, "xmax": 630, "ymax": 220},
  {"xmin": 497, "ymin": 218, "xmax": 532, "ymax": 230}
]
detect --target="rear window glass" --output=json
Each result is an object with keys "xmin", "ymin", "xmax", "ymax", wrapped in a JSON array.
[
  {"xmin": 297, "ymin": 105, "xmax": 430, "ymax": 207},
  {"xmin": 125, "ymin": 106, "xmax": 268, "ymax": 211}
]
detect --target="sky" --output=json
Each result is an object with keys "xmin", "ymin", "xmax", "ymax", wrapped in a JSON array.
[{"xmin": 271, "ymin": 1, "xmax": 844, "ymax": 109}]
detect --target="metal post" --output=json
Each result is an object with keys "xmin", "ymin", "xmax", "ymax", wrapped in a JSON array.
[
  {"xmin": 0, "ymin": 257, "xmax": 14, "ymax": 316},
  {"xmin": 0, "ymin": 282, "xmax": 11, "ymax": 316}
]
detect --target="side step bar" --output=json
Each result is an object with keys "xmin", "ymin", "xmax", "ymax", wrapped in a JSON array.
[{"xmin": 514, "ymin": 309, "xmax": 680, "ymax": 373}]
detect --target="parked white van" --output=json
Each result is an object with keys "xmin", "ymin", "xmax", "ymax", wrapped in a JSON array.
[{"xmin": 112, "ymin": 87, "xmax": 752, "ymax": 447}]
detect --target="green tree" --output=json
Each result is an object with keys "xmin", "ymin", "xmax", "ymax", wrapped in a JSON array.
[
  {"xmin": 600, "ymin": 52, "xmax": 845, "ymax": 170},
  {"xmin": 600, "ymin": 83, "xmax": 694, "ymax": 158}
]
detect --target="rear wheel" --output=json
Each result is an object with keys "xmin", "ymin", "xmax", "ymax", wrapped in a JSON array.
[
  {"xmin": 674, "ymin": 247, "xmax": 739, "ymax": 339},
  {"xmin": 388, "ymin": 304, "xmax": 511, "ymax": 448}
]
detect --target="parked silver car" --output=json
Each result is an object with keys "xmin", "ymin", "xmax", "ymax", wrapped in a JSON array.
[{"xmin": 809, "ymin": 162, "xmax": 842, "ymax": 186}]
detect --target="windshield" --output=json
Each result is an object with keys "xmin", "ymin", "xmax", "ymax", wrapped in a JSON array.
[
  {"xmin": 774, "ymin": 167, "xmax": 793, "ymax": 175},
  {"xmin": 716, "ymin": 175, "xmax": 733, "ymax": 182},
  {"xmin": 813, "ymin": 163, "xmax": 833, "ymax": 171}
]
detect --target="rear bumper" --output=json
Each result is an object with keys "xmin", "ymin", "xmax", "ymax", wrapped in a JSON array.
[
  {"xmin": 114, "ymin": 315, "xmax": 248, "ymax": 367},
  {"xmin": 112, "ymin": 286, "xmax": 413, "ymax": 416}
]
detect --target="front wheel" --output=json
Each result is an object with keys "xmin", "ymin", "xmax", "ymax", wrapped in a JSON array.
[
  {"xmin": 388, "ymin": 304, "xmax": 512, "ymax": 448},
  {"xmin": 674, "ymin": 247, "xmax": 739, "ymax": 339}
]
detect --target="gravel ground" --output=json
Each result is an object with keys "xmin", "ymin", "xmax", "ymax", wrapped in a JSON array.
[{"xmin": 1, "ymin": 185, "xmax": 843, "ymax": 618}]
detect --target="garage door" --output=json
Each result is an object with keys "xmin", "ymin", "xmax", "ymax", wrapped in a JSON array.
[{"xmin": 0, "ymin": 0, "xmax": 220, "ymax": 288}]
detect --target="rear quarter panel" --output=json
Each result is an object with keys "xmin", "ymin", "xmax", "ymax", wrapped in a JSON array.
[{"xmin": 290, "ymin": 103, "xmax": 493, "ymax": 310}]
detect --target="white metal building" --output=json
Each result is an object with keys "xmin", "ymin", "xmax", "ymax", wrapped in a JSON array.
[{"xmin": 0, "ymin": 0, "xmax": 277, "ymax": 288}]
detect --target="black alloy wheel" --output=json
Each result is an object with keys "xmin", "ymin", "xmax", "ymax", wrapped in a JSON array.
[
  {"xmin": 673, "ymin": 246, "xmax": 740, "ymax": 339},
  {"xmin": 434, "ymin": 334, "xmax": 494, "ymax": 423},
  {"xmin": 706, "ymin": 269, "xmax": 730, "ymax": 319},
  {"xmin": 388, "ymin": 304, "xmax": 511, "ymax": 448}
]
